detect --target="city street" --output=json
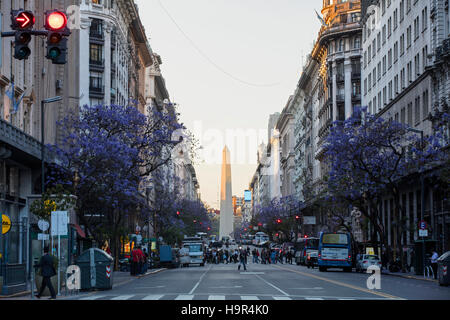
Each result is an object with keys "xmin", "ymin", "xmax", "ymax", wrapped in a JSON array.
[{"xmin": 64, "ymin": 254, "xmax": 450, "ymax": 301}]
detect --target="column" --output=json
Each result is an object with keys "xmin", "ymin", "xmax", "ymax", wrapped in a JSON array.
[
  {"xmin": 79, "ymin": 18, "xmax": 92, "ymax": 107},
  {"xmin": 344, "ymin": 54, "xmax": 353, "ymax": 119}
]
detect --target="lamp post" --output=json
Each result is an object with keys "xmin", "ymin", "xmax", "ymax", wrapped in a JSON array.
[
  {"xmin": 41, "ymin": 97, "xmax": 62, "ymax": 195},
  {"xmin": 407, "ymin": 127, "xmax": 425, "ymax": 275}
]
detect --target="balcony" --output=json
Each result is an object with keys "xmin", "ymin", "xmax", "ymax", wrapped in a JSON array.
[
  {"xmin": 89, "ymin": 30, "xmax": 104, "ymax": 44},
  {"xmin": 352, "ymin": 93, "xmax": 361, "ymax": 101},
  {"xmin": 0, "ymin": 118, "xmax": 46, "ymax": 165},
  {"xmin": 336, "ymin": 94, "xmax": 345, "ymax": 103},
  {"xmin": 336, "ymin": 73, "xmax": 345, "ymax": 83},
  {"xmin": 89, "ymin": 84, "xmax": 105, "ymax": 98},
  {"xmin": 90, "ymin": 59, "xmax": 105, "ymax": 72},
  {"xmin": 351, "ymin": 72, "xmax": 361, "ymax": 80}
]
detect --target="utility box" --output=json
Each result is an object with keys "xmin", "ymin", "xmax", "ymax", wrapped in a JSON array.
[{"xmin": 76, "ymin": 248, "xmax": 114, "ymax": 291}]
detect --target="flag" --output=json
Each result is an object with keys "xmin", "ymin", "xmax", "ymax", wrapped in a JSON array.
[
  {"xmin": 5, "ymin": 82, "xmax": 25, "ymax": 114},
  {"xmin": 315, "ymin": 10, "xmax": 327, "ymax": 27}
]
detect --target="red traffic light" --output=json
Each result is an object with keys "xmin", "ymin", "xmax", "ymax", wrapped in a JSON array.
[
  {"xmin": 15, "ymin": 11, "xmax": 35, "ymax": 29},
  {"xmin": 176, "ymin": 211, "xmax": 180, "ymax": 216},
  {"xmin": 277, "ymin": 219, "xmax": 282, "ymax": 224},
  {"xmin": 295, "ymin": 215, "xmax": 300, "ymax": 220},
  {"xmin": 46, "ymin": 11, "xmax": 67, "ymax": 31}
]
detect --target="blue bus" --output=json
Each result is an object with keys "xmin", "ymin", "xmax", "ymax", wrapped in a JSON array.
[{"xmin": 318, "ymin": 232, "xmax": 353, "ymax": 272}]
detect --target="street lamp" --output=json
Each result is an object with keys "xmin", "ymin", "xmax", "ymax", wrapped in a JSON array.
[
  {"xmin": 406, "ymin": 127, "xmax": 426, "ymax": 275},
  {"xmin": 41, "ymin": 96, "xmax": 62, "ymax": 195}
]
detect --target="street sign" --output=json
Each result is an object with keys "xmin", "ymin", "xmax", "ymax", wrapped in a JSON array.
[
  {"xmin": 2, "ymin": 214, "xmax": 11, "ymax": 235},
  {"xmin": 38, "ymin": 233, "xmax": 50, "ymax": 241},
  {"xmin": 303, "ymin": 216, "xmax": 316, "ymax": 225},
  {"xmin": 51, "ymin": 211, "xmax": 68, "ymax": 236},
  {"xmin": 419, "ymin": 221, "xmax": 427, "ymax": 230},
  {"xmin": 38, "ymin": 219, "xmax": 50, "ymax": 232},
  {"xmin": 419, "ymin": 229, "xmax": 428, "ymax": 237}
]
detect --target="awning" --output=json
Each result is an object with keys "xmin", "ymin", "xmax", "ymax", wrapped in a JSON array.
[{"xmin": 73, "ymin": 224, "xmax": 86, "ymax": 239}]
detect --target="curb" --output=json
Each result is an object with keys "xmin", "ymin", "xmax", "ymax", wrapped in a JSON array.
[
  {"xmin": 137, "ymin": 268, "xmax": 167, "ymax": 279},
  {"xmin": 382, "ymin": 272, "xmax": 438, "ymax": 283},
  {"xmin": 0, "ymin": 290, "xmax": 31, "ymax": 299}
]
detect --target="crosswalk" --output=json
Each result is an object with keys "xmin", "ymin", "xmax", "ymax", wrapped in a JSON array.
[{"xmin": 74, "ymin": 294, "xmax": 360, "ymax": 301}]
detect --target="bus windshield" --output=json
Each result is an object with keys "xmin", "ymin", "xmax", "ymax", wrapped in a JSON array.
[
  {"xmin": 322, "ymin": 233, "xmax": 349, "ymax": 245},
  {"xmin": 188, "ymin": 244, "xmax": 202, "ymax": 252}
]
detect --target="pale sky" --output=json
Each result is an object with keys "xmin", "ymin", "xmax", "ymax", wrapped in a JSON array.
[{"xmin": 135, "ymin": 0, "xmax": 322, "ymax": 208}]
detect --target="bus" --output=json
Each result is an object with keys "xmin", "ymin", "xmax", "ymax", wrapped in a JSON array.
[
  {"xmin": 254, "ymin": 232, "xmax": 269, "ymax": 247},
  {"xmin": 318, "ymin": 232, "xmax": 353, "ymax": 272},
  {"xmin": 294, "ymin": 237, "xmax": 319, "ymax": 265}
]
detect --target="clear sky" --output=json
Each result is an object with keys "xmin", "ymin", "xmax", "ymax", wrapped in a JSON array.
[{"xmin": 135, "ymin": 0, "xmax": 322, "ymax": 208}]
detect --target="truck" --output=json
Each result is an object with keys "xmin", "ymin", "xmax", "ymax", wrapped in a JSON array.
[
  {"xmin": 182, "ymin": 236, "xmax": 206, "ymax": 267},
  {"xmin": 159, "ymin": 245, "xmax": 179, "ymax": 269}
]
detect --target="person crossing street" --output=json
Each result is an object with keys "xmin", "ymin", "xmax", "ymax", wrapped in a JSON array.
[{"xmin": 238, "ymin": 247, "xmax": 247, "ymax": 271}]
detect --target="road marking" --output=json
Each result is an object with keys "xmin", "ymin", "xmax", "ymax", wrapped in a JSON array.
[
  {"xmin": 209, "ymin": 295, "xmax": 225, "ymax": 300},
  {"xmin": 240, "ymin": 296, "xmax": 260, "ymax": 300},
  {"xmin": 290, "ymin": 287, "xmax": 324, "ymax": 290},
  {"xmin": 254, "ymin": 273, "xmax": 290, "ymax": 297},
  {"xmin": 210, "ymin": 286, "xmax": 243, "ymax": 289},
  {"xmin": 111, "ymin": 295, "xmax": 134, "ymax": 300},
  {"xmin": 274, "ymin": 296, "xmax": 292, "ymax": 300},
  {"xmin": 273, "ymin": 265, "xmax": 405, "ymax": 300},
  {"xmin": 142, "ymin": 295, "xmax": 164, "ymax": 300},
  {"xmin": 189, "ymin": 264, "xmax": 212, "ymax": 295},
  {"xmin": 175, "ymin": 295, "xmax": 195, "ymax": 300},
  {"xmin": 79, "ymin": 295, "xmax": 107, "ymax": 300},
  {"xmin": 305, "ymin": 297, "xmax": 324, "ymax": 300},
  {"xmin": 339, "ymin": 299, "xmax": 356, "ymax": 300},
  {"xmin": 241, "ymin": 272, "xmax": 265, "ymax": 275}
]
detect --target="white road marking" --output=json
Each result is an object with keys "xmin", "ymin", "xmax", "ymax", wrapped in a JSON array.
[
  {"xmin": 209, "ymin": 295, "xmax": 225, "ymax": 300},
  {"xmin": 189, "ymin": 265, "xmax": 212, "ymax": 295},
  {"xmin": 111, "ymin": 295, "xmax": 134, "ymax": 300},
  {"xmin": 240, "ymin": 296, "xmax": 260, "ymax": 300},
  {"xmin": 274, "ymin": 296, "xmax": 292, "ymax": 300},
  {"xmin": 79, "ymin": 295, "xmax": 107, "ymax": 300},
  {"xmin": 175, "ymin": 295, "xmax": 195, "ymax": 300},
  {"xmin": 254, "ymin": 274, "xmax": 290, "ymax": 297},
  {"xmin": 290, "ymin": 287, "xmax": 324, "ymax": 290},
  {"xmin": 305, "ymin": 297, "xmax": 324, "ymax": 300},
  {"xmin": 142, "ymin": 295, "xmax": 164, "ymax": 300},
  {"xmin": 241, "ymin": 272, "xmax": 265, "ymax": 275}
]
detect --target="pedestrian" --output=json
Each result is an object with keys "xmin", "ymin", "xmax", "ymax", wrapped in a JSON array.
[
  {"xmin": 431, "ymin": 250, "xmax": 439, "ymax": 280},
  {"xmin": 238, "ymin": 248, "xmax": 247, "ymax": 271},
  {"xmin": 34, "ymin": 247, "xmax": 57, "ymax": 300},
  {"xmin": 131, "ymin": 245, "xmax": 140, "ymax": 276}
]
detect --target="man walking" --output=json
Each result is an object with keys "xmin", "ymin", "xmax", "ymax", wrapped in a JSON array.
[
  {"xmin": 238, "ymin": 248, "xmax": 247, "ymax": 271},
  {"xmin": 431, "ymin": 250, "xmax": 439, "ymax": 280},
  {"xmin": 34, "ymin": 247, "xmax": 57, "ymax": 300}
]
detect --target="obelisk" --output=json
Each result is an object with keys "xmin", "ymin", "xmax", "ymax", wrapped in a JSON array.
[{"xmin": 219, "ymin": 146, "xmax": 233, "ymax": 240}]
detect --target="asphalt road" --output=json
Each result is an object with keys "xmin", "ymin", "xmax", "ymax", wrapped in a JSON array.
[{"xmin": 65, "ymin": 257, "xmax": 450, "ymax": 301}]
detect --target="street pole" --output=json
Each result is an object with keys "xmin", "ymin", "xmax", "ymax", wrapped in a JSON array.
[{"xmin": 420, "ymin": 131, "xmax": 426, "ymax": 277}]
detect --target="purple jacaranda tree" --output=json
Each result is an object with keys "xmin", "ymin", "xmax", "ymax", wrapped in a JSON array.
[
  {"xmin": 324, "ymin": 107, "xmax": 447, "ymax": 270},
  {"xmin": 255, "ymin": 196, "xmax": 303, "ymax": 242},
  {"xmin": 46, "ymin": 103, "xmax": 183, "ymax": 269}
]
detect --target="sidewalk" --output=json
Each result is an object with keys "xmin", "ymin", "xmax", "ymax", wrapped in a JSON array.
[
  {"xmin": 381, "ymin": 269, "xmax": 438, "ymax": 283},
  {"xmin": 0, "ymin": 267, "xmax": 167, "ymax": 300}
]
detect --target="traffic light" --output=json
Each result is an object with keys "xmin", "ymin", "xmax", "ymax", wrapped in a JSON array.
[
  {"xmin": 276, "ymin": 219, "xmax": 282, "ymax": 224},
  {"xmin": 11, "ymin": 10, "xmax": 35, "ymax": 60},
  {"xmin": 44, "ymin": 10, "xmax": 70, "ymax": 64}
]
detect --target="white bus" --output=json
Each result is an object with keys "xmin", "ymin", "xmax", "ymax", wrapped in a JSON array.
[{"xmin": 254, "ymin": 232, "xmax": 269, "ymax": 247}]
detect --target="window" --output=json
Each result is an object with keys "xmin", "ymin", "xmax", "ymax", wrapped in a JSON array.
[
  {"xmin": 407, "ymin": 25, "xmax": 412, "ymax": 48},
  {"xmin": 383, "ymin": 87, "xmax": 387, "ymax": 105},
  {"xmin": 415, "ymin": 53, "xmax": 420, "ymax": 75},
  {"xmin": 382, "ymin": 27, "xmax": 386, "ymax": 46},
  {"xmin": 394, "ymin": 75, "xmax": 399, "ymax": 93},
  {"xmin": 414, "ymin": 16, "xmax": 419, "ymax": 40},
  {"xmin": 373, "ymin": 68, "xmax": 377, "ymax": 86},
  {"xmin": 394, "ymin": 9, "xmax": 398, "ymax": 30},
  {"xmin": 407, "ymin": 102, "xmax": 413, "ymax": 126},
  {"xmin": 354, "ymin": 36, "xmax": 361, "ymax": 49},
  {"xmin": 383, "ymin": 55, "xmax": 387, "ymax": 74},
  {"xmin": 378, "ymin": 61, "xmax": 382, "ymax": 80},
  {"xmin": 90, "ymin": 43, "xmax": 103, "ymax": 62},
  {"xmin": 422, "ymin": 46, "xmax": 428, "ymax": 69},
  {"xmin": 388, "ymin": 49, "xmax": 393, "ymax": 69},
  {"xmin": 415, "ymin": 96, "xmax": 421, "ymax": 125},
  {"xmin": 372, "ymin": 39, "xmax": 376, "ymax": 57},
  {"xmin": 388, "ymin": 81, "xmax": 393, "ymax": 100},
  {"xmin": 394, "ymin": 42, "xmax": 399, "ymax": 63},
  {"xmin": 388, "ymin": 17, "xmax": 392, "ymax": 38},
  {"xmin": 401, "ymin": 107, "xmax": 406, "ymax": 124},
  {"xmin": 423, "ymin": 90, "xmax": 429, "ymax": 120},
  {"xmin": 422, "ymin": 7, "xmax": 428, "ymax": 32},
  {"xmin": 400, "ymin": 34, "xmax": 405, "ymax": 56},
  {"xmin": 400, "ymin": 0, "xmax": 405, "ymax": 22}
]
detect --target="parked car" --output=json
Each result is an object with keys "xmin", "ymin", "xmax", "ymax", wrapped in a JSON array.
[{"xmin": 356, "ymin": 254, "xmax": 382, "ymax": 272}]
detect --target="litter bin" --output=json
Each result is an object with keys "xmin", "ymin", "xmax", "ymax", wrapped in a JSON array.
[
  {"xmin": 76, "ymin": 248, "xmax": 114, "ymax": 291},
  {"xmin": 437, "ymin": 251, "xmax": 450, "ymax": 287}
]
